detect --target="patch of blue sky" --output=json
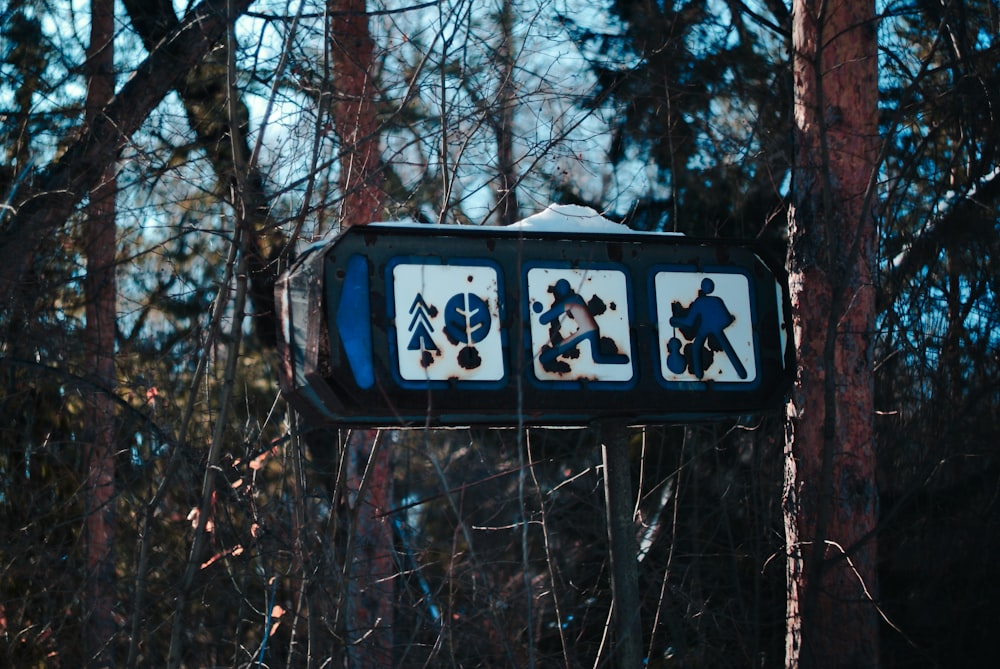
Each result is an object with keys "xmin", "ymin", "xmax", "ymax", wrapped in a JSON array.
[
  {"xmin": 230, "ymin": 0, "xmax": 769, "ymax": 228},
  {"xmin": 115, "ymin": 147, "xmax": 237, "ymax": 345},
  {"xmin": 975, "ymin": 23, "xmax": 996, "ymax": 50},
  {"xmin": 689, "ymin": 0, "xmax": 739, "ymax": 56},
  {"xmin": 882, "ymin": 263, "xmax": 1000, "ymax": 388},
  {"xmin": 369, "ymin": 0, "xmax": 632, "ymax": 222},
  {"xmin": 244, "ymin": 86, "xmax": 328, "ymax": 193},
  {"xmin": 552, "ymin": 0, "xmax": 644, "ymax": 71},
  {"xmin": 877, "ymin": 5, "xmax": 928, "ymax": 85},
  {"xmin": 1, "ymin": 1, "xmax": 85, "ymax": 168}
]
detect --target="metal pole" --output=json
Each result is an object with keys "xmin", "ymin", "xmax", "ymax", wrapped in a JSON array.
[{"xmin": 599, "ymin": 420, "xmax": 643, "ymax": 668}]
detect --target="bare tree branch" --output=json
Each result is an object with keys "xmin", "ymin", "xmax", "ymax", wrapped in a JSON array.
[{"xmin": 0, "ymin": 0, "xmax": 257, "ymax": 306}]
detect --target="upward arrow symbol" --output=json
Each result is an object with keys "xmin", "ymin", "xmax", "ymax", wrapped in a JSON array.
[
  {"xmin": 407, "ymin": 292, "xmax": 437, "ymax": 351},
  {"xmin": 409, "ymin": 308, "xmax": 433, "ymax": 334},
  {"xmin": 409, "ymin": 293, "xmax": 432, "ymax": 315},
  {"xmin": 408, "ymin": 322, "xmax": 437, "ymax": 351}
]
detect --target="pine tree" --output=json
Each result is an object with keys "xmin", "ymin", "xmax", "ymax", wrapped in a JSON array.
[
  {"xmin": 783, "ymin": 0, "xmax": 880, "ymax": 665},
  {"xmin": 82, "ymin": 0, "xmax": 118, "ymax": 664}
]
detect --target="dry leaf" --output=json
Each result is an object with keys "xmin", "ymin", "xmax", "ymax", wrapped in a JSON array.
[{"xmin": 249, "ymin": 445, "xmax": 278, "ymax": 470}]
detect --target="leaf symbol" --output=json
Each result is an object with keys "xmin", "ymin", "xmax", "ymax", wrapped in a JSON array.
[{"xmin": 443, "ymin": 293, "xmax": 491, "ymax": 345}]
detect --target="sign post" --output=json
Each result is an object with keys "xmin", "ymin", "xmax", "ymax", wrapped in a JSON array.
[
  {"xmin": 599, "ymin": 420, "xmax": 643, "ymax": 668},
  {"xmin": 277, "ymin": 207, "xmax": 793, "ymax": 667}
]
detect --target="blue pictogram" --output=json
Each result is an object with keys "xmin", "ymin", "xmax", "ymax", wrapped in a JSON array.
[
  {"xmin": 405, "ymin": 291, "xmax": 495, "ymax": 371},
  {"xmin": 667, "ymin": 278, "xmax": 748, "ymax": 379},
  {"xmin": 532, "ymin": 278, "xmax": 629, "ymax": 372},
  {"xmin": 443, "ymin": 293, "xmax": 491, "ymax": 345},
  {"xmin": 407, "ymin": 294, "xmax": 438, "ymax": 353},
  {"xmin": 390, "ymin": 261, "xmax": 506, "ymax": 384},
  {"xmin": 442, "ymin": 292, "xmax": 492, "ymax": 370}
]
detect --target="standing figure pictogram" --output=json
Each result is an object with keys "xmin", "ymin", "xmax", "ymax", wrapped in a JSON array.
[{"xmin": 667, "ymin": 278, "xmax": 748, "ymax": 379}]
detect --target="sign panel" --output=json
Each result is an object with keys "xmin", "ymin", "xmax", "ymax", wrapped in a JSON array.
[
  {"xmin": 276, "ymin": 221, "xmax": 792, "ymax": 426},
  {"xmin": 652, "ymin": 270, "xmax": 757, "ymax": 385},
  {"xmin": 388, "ymin": 260, "xmax": 506, "ymax": 386},
  {"xmin": 526, "ymin": 266, "xmax": 635, "ymax": 385}
]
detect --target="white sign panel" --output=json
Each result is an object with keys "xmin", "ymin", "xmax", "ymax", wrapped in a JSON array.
[
  {"xmin": 391, "ymin": 262, "xmax": 505, "ymax": 383},
  {"xmin": 653, "ymin": 271, "xmax": 757, "ymax": 383},
  {"xmin": 526, "ymin": 267, "xmax": 634, "ymax": 383}
]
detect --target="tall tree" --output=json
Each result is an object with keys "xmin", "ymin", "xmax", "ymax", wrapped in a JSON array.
[
  {"xmin": 330, "ymin": 0, "xmax": 384, "ymax": 229},
  {"xmin": 783, "ymin": 0, "xmax": 879, "ymax": 666},
  {"xmin": 82, "ymin": 0, "xmax": 118, "ymax": 664},
  {"xmin": 489, "ymin": 0, "xmax": 520, "ymax": 226},
  {"xmin": 327, "ymin": 1, "xmax": 392, "ymax": 666}
]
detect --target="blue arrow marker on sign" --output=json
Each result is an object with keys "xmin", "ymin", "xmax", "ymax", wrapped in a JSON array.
[{"xmin": 336, "ymin": 254, "xmax": 375, "ymax": 389}]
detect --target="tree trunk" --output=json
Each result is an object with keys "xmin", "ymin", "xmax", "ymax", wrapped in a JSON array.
[
  {"xmin": 329, "ymin": 0, "xmax": 384, "ymax": 229},
  {"xmin": 0, "ymin": 0, "xmax": 256, "ymax": 306},
  {"xmin": 327, "ymin": 3, "xmax": 392, "ymax": 666},
  {"xmin": 493, "ymin": 0, "xmax": 520, "ymax": 227},
  {"xmin": 83, "ymin": 0, "xmax": 117, "ymax": 665},
  {"xmin": 784, "ymin": 0, "xmax": 880, "ymax": 667}
]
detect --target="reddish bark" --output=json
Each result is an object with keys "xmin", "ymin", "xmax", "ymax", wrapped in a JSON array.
[
  {"xmin": 493, "ymin": 0, "xmax": 520, "ymax": 227},
  {"xmin": 343, "ymin": 429, "xmax": 394, "ymax": 668},
  {"xmin": 328, "ymin": 3, "xmax": 392, "ymax": 665},
  {"xmin": 329, "ymin": 0, "xmax": 384, "ymax": 229},
  {"xmin": 83, "ymin": 0, "xmax": 118, "ymax": 665},
  {"xmin": 784, "ymin": 0, "xmax": 880, "ymax": 667}
]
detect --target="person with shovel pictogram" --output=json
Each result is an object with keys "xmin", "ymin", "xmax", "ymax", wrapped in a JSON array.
[{"xmin": 667, "ymin": 278, "xmax": 748, "ymax": 380}]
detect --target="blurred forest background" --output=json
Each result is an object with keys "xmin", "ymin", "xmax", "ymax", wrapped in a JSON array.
[{"xmin": 1, "ymin": 0, "xmax": 999, "ymax": 667}]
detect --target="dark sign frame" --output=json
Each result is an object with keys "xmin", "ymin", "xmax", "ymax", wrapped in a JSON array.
[{"xmin": 277, "ymin": 224, "xmax": 793, "ymax": 426}]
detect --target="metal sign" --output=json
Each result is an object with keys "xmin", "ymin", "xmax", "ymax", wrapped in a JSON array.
[{"xmin": 277, "ymin": 222, "xmax": 792, "ymax": 426}]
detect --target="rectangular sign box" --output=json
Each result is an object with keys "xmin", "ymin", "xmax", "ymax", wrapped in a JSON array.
[{"xmin": 277, "ymin": 221, "xmax": 792, "ymax": 427}]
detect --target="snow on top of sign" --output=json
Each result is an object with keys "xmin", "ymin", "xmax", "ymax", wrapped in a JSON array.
[
  {"xmin": 312, "ymin": 204, "xmax": 683, "ymax": 236},
  {"xmin": 507, "ymin": 204, "xmax": 636, "ymax": 233},
  {"xmin": 363, "ymin": 204, "xmax": 627, "ymax": 232}
]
